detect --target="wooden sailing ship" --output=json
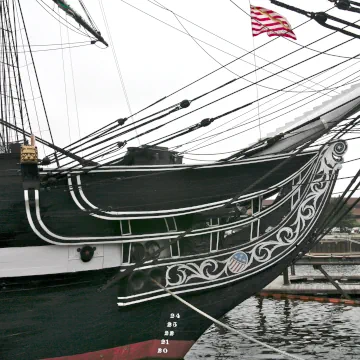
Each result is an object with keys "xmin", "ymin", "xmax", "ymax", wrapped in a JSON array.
[{"xmin": 1, "ymin": 1, "xmax": 359, "ymax": 359}]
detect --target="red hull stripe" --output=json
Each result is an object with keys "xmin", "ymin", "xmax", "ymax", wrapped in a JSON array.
[{"xmin": 44, "ymin": 339, "xmax": 195, "ymax": 360}]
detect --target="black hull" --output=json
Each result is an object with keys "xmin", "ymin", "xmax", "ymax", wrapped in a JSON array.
[
  {"xmin": 0, "ymin": 141, "xmax": 347, "ymax": 359},
  {"xmin": 1, "ymin": 247, "xmax": 305, "ymax": 360}
]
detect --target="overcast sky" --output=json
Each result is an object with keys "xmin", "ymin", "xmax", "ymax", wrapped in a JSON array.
[{"xmin": 14, "ymin": 0, "xmax": 360, "ymax": 195}]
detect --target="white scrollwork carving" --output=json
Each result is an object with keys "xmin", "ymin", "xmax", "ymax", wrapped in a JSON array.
[
  {"xmin": 166, "ymin": 259, "xmax": 228, "ymax": 286},
  {"xmin": 166, "ymin": 251, "xmax": 249, "ymax": 286},
  {"xmin": 165, "ymin": 141, "xmax": 346, "ymax": 287}
]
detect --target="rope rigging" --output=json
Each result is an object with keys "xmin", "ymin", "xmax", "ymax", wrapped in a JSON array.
[
  {"xmin": 329, "ymin": 0, "xmax": 360, "ymax": 14},
  {"xmin": 143, "ymin": 49, "xmax": 360, "ymax": 151},
  {"xmin": 98, "ymin": 0, "xmax": 139, "ymax": 145},
  {"xmin": 48, "ymin": 57, "xmax": 360, "ymax": 175},
  {"xmin": 49, "ymin": 55, "xmax": 360, "ymax": 163},
  {"xmin": 42, "ymin": 1, "xmax": 358, "ymax": 164},
  {"xmin": 178, "ymin": 70, "xmax": 360, "ymax": 156},
  {"xmin": 271, "ymin": 0, "xmax": 360, "ymax": 39},
  {"xmin": 58, "ymin": 8, "xmax": 72, "ymax": 145},
  {"xmin": 36, "ymin": 0, "xmax": 93, "ymax": 39},
  {"xmin": 2, "ymin": 0, "xmax": 359, "ymax": 194},
  {"xmin": 16, "ymin": 0, "xmax": 57, "ymax": 161},
  {"xmin": 43, "ymin": 89, "xmax": 360, "ymax": 185},
  {"xmin": 46, "ymin": 20, "xmax": 360, "ymax": 168}
]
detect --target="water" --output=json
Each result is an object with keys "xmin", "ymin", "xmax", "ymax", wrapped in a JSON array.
[{"xmin": 186, "ymin": 266, "xmax": 360, "ymax": 360}]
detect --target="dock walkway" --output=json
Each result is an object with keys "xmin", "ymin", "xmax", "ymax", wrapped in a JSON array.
[{"xmin": 263, "ymin": 275, "xmax": 360, "ymax": 296}]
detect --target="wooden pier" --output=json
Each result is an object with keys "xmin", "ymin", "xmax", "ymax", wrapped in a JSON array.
[
  {"xmin": 262, "ymin": 274, "xmax": 360, "ymax": 296},
  {"xmin": 296, "ymin": 253, "xmax": 360, "ymax": 265},
  {"xmin": 259, "ymin": 235, "xmax": 360, "ymax": 304}
]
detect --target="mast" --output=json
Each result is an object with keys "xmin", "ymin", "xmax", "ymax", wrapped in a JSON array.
[
  {"xmin": 0, "ymin": 0, "xmax": 98, "ymax": 166},
  {"xmin": 51, "ymin": 0, "xmax": 109, "ymax": 47},
  {"xmin": 0, "ymin": 0, "xmax": 29, "ymax": 153}
]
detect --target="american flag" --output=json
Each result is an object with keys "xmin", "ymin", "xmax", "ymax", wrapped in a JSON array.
[
  {"xmin": 251, "ymin": 5, "xmax": 296, "ymax": 40},
  {"xmin": 228, "ymin": 251, "xmax": 248, "ymax": 274}
]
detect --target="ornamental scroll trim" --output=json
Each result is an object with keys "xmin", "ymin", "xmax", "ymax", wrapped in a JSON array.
[{"xmin": 165, "ymin": 141, "xmax": 347, "ymax": 287}]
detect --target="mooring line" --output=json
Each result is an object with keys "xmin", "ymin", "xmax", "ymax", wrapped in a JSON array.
[{"xmin": 152, "ymin": 279, "xmax": 305, "ymax": 360}]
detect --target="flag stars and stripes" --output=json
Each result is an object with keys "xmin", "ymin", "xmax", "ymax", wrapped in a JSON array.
[{"xmin": 250, "ymin": 5, "xmax": 297, "ymax": 40}]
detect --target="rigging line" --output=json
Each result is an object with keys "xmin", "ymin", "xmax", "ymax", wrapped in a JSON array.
[
  {"xmin": 169, "ymin": 58, "xmax": 360, "ymax": 151},
  {"xmin": 113, "ymin": 0, "xmax": 332, "ymax": 123},
  {"xmin": 46, "ymin": 7, "xmax": 354, "ymax": 160},
  {"xmin": 155, "ymin": 34, "xmax": 360, "ymax": 138},
  {"xmin": 145, "ymin": 50, "xmax": 360, "ymax": 149},
  {"xmin": 4, "ymin": 16, "xmax": 18, "ymax": 142},
  {"xmin": 273, "ymin": 0, "xmax": 360, "ymax": 41},
  {"xmin": 152, "ymin": 280, "xmax": 304, "ymax": 360},
  {"xmin": 17, "ymin": 0, "xmax": 55, "ymax": 160},
  {"xmin": 164, "ymin": 5, "xmax": 255, "ymax": 142},
  {"xmin": 134, "ymin": 94, "xmax": 354, "ymax": 157},
  {"xmin": 133, "ymin": 0, "xmax": 343, "ymax": 96},
  {"xmin": 148, "ymin": 0, "xmax": 339, "ymax": 100},
  {"xmin": 230, "ymin": 1, "xmax": 336, "ymax": 58},
  {"xmin": 247, "ymin": 0, "xmax": 262, "ymax": 140},
  {"xmin": 345, "ymin": 156, "xmax": 360, "ymax": 164},
  {"xmin": 147, "ymin": 0, "xmax": 343, "ymax": 98},
  {"xmin": 8, "ymin": 11, "xmax": 32, "ymax": 138},
  {"xmin": 10, "ymin": 0, "xmax": 30, "ymax": 140},
  {"xmin": 65, "ymin": 71, "xmax": 358, "ymax": 161},
  {"xmin": 13, "ymin": 1, "xmax": 45, "ymax": 147},
  {"xmin": 45, "ymin": 99, "xmax": 179, "ymax": 161},
  {"xmin": 177, "ymin": 95, "xmax": 360, "ymax": 160},
  {"xmin": 308, "ymin": 134, "xmax": 360, "ymax": 147},
  {"xmin": 183, "ymin": 9, "xmax": 360, "ymax": 103},
  {"xmin": 58, "ymin": 10, "xmax": 72, "ymax": 144},
  {"xmin": 2, "ymin": 1, "xmax": 16, "ymax": 142},
  {"xmin": 13, "ymin": 40, "xmax": 91, "ymax": 47},
  {"xmin": 66, "ymin": 19, "xmax": 82, "ymax": 157},
  {"xmin": 182, "ymin": 121, "xmax": 360, "ymax": 156},
  {"xmin": 180, "ymin": 72, "xmax": 360, "ymax": 153},
  {"xmin": 333, "ymin": 188, "xmax": 360, "ymax": 195},
  {"xmin": 74, "ymin": 63, "xmax": 359, "ymax": 167},
  {"xmin": 148, "ymin": 0, "xmax": 349, "ymax": 70},
  {"xmin": 4, "ymin": 43, "xmax": 93, "ymax": 53},
  {"xmin": 52, "ymin": 98, "xmax": 184, "ymax": 167},
  {"xmin": 51, "ymin": 29, "xmax": 359, "ymax": 164},
  {"xmin": 184, "ymin": 103, "xmax": 352, "ymax": 155},
  {"xmin": 78, "ymin": 0, "xmax": 99, "ymax": 32},
  {"xmin": 36, "ymin": 0, "xmax": 92, "ymax": 38},
  {"xmin": 153, "ymin": 2, "xmax": 313, "ymax": 97},
  {"xmin": 0, "ymin": 22, "xmax": 4, "ymax": 148},
  {"xmin": 98, "ymin": 0, "xmax": 140, "ymax": 145},
  {"xmin": 1, "ymin": 2, "xmax": 9, "ymax": 147},
  {"xmin": 11, "ymin": 2, "xmax": 40, "ymax": 143},
  {"xmin": 182, "ymin": 117, "xmax": 352, "ymax": 161},
  {"xmin": 9, "ymin": 0, "xmax": 22, "ymax": 141}
]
